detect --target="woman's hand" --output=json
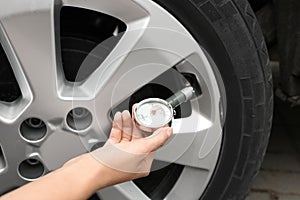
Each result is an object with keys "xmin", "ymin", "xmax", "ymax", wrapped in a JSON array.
[{"xmin": 90, "ymin": 110, "xmax": 173, "ymax": 188}]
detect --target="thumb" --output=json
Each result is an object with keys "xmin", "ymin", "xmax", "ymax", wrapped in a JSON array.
[{"xmin": 143, "ymin": 127, "xmax": 173, "ymax": 152}]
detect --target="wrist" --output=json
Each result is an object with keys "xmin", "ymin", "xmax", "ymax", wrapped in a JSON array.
[
  {"xmin": 61, "ymin": 154, "xmax": 109, "ymax": 195},
  {"xmin": 77, "ymin": 153, "xmax": 136, "ymax": 190},
  {"xmin": 82, "ymin": 154, "xmax": 111, "ymax": 191}
]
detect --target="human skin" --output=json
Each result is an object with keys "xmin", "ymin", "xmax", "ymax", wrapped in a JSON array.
[{"xmin": 1, "ymin": 110, "xmax": 173, "ymax": 200}]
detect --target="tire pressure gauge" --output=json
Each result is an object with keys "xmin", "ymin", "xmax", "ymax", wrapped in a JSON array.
[
  {"xmin": 134, "ymin": 87, "xmax": 195, "ymax": 133},
  {"xmin": 134, "ymin": 98, "xmax": 174, "ymax": 133}
]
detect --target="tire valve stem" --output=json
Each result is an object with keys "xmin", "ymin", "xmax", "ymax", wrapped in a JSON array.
[
  {"xmin": 113, "ymin": 25, "xmax": 119, "ymax": 37},
  {"xmin": 166, "ymin": 86, "xmax": 195, "ymax": 109}
]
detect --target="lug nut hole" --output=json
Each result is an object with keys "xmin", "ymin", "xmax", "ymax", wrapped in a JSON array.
[
  {"xmin": 18, "ymin": 159, "xmax": 45, "ymax": 180},
  {"xmin": 26, "ymin": 158, "xmax": 40, "ymax": 165},
  {"xmin": 20, "ymin": 118, "xmax": 47, "ymax": 142},
  {"xmin": 67, "ymin": 107, "xmax": 92, "ymax": 131},
  {"xmin": 25, "ymin": 118, "xmax": 44, "ymax": 128}
]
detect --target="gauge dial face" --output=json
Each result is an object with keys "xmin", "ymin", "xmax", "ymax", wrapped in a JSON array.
[{"xmin": 135, "ymin": 100, "xmax": 172, "ymax": 128}]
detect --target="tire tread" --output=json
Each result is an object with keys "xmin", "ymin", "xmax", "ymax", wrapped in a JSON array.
[{"xmin": 194, "ymin": 0, "xmax": 273, "ymax": 199}]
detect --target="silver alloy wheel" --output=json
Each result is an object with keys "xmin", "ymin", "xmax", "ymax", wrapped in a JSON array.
[{"xmin": 0, "ymin": 0, "xmax": 225, "ymax": 199}]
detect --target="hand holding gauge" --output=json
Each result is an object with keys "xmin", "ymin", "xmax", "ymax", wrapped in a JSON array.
[{"xmin": 133, "ymin": 86, "xmax": 195, "ymax": 133}]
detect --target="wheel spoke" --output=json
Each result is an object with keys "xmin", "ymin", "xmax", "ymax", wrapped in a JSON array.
[
  {"xmin": 0, "ymin": 122, "xmax": 28, "ymax": 194},
  {"xmin": 154, "ymin": 98, "xmax": 223, "ymax": 170},
  {"xmin": 0, "ymin": 24, "xmax": 32, "ymax": 122},
  {"xmin": 165, "ymin": 167, "xmax": 209, "ymax": 200},
  {"xmin": 62, "ymin": 0, "xmax": 149, "ymax": 24},
  {"xmin": 155, "ymin": 124, "xmax": 222, "ymax": 170},
  {"xmin": 97, "ymin": 181, "xmax": 149, "ymax": 200},
  {"xmin": 0, "ymin": 0, "xmax": 60, "ymax": 103}
]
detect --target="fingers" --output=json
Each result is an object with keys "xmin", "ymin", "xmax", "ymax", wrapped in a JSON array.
[
  {"xmin": 121, "ymin": 110, "xmax": 133, "ymax": 142},
  {"xmin": 143, "ymin": 127, "xmax": 173, "ymax": 152},
  {"xmin": 110, "ymin": 108, "xmax": 172, "ymax": 149},
  {"xmin": 109, "ymin": 112, "xmax": 122, "ymax": 144}
]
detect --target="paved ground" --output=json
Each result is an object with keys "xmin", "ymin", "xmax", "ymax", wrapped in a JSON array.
[{"xmin": 247, "ymin": 97, "xmax": 300, "ymax": 200}]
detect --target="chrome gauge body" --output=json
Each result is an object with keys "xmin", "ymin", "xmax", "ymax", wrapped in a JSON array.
[
  {"xmin": 133, "ymin": 87, "xmax": 195, "ymax": 133},
  {"xmin": 134, "ymin": 98, "xmax": 173, "ymax": 133}
]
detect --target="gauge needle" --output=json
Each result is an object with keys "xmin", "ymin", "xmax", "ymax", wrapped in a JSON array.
[{"xmin": 151, "ymin": 109, "xmax": 157, "ymax": 115}]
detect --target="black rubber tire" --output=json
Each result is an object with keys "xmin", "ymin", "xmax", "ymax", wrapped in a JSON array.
[
  {"xmin": 152, "ymin": 0, "xmax": 273, "ymax": 199},
  {"xmin": 248, "ymin": 0, "xmax": 269, "ymax": 11}
]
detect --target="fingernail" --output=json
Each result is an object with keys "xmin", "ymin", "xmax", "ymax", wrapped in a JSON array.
[
  {"xmin": 114, "ymin": 112, "xmax": 121, "ymax": 120},
  {"xmin": 166, "ymin": 128, "xmax": 173, "ymax": 137},
  {"xmin": 122, "ymin": 110, "xmax": 130, "ymax": 116}
]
